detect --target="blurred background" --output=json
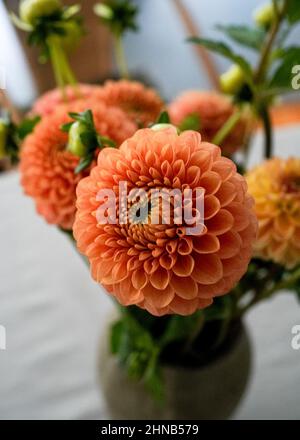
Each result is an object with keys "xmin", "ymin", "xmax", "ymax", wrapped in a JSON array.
[
  {"xmin": 0, "ymin": 0, "xmax": 300, "ymax": 420},
  {"xmin": 2, "ymin": 0, "xmax": 300, "ymax": 108}
]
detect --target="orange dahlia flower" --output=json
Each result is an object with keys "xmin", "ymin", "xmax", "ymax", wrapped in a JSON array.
[
  {"xmin": 169, "ymin": 91, "xmax": 249, "ymax": 155},
  {"xmin": 247, "ymin": 157, "xmax": 300, "ymax": 269},
  {"xmin": 74, "ymin": 127, "xmax": 257, "ymax": 316},
  {"xmin": 20, "ymin": 100, "xmax": 137, "ymax": 230},
  {"xmin": 95, "ymin": 80, "xmax": 164, "ymax": 126},
  {"xmin": 31, "ymin": 84, "xmax": 102, "ymax": 116}
]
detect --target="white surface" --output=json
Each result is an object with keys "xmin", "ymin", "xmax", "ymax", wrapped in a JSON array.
[{"xmin": 0, "ymin": 127, "xmax": 300, "ymax": 420}]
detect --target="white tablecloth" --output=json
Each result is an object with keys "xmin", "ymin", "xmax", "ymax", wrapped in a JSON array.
[{"xmin": 0, "ymin": 128, "xmax": 300, "ymax": 420}]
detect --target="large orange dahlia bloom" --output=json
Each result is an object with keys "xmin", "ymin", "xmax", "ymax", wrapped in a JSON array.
[
  {"xmin": 31, "ymin": 84, "xmax": 102, "ymax": 116},
  {"xmin": 247, "ymin": 157, "xmax": 300, "ymax": 269},
  {"xmin": 169, "ymin": 91, "xmax": 249, "ymax": 156},
  {"xmin": 95, "ymin": 80, "xmax": 164, "ymax": 126},
  {"xmin": 20, "ymin": 100, "xmax": 137, "ymax": 230},
  {"xmin": 74, "ymin": 127, "xmax": 257, "ymax": 316}
]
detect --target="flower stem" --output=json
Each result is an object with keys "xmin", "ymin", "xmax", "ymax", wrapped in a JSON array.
[
  {"xmin": 48, "ymin": 38, "xmax": 66, "ymax": 99},
  {"xmin": 47, "ymin": 36, "xmax": 78, "ymax": 99},
  {"xmin": 239, "ymin": 267, "xmax": 300, "ymax": 317},
  {"xmin": 114, "ymin": 35, "xmax": 129, "ymax": 79},
  {"xmin": 254, "ymin": 0, "xmax": 289, "ymax": 84},
  {"xmin": 260, "ymin": 105, "xmax": 273, "ymax": 159},
  {"xmin": 212, "ymin": 109, "xmax": 242, "ymax": 147}
]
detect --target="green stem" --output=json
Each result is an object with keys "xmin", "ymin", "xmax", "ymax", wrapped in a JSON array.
[
  {"xmin": 182, "ymin": 312, "xmax": 205, "ymax": 355},
  {"xmin": 48, "ymin": 38, "xmax": 66, "ymax": 99},
  {"xmin": 114, "ymin": 34, "xmax": 129, "ymax": 79},
  {"xmin": 212, "ymin": 109, "xmax": 242, "ymax": 146},
  {"xmin": 47, "ymin": 36, "xmax": 78, "ymax": 99},
  {"xmin": 254, "ymin": 0, "xmax": 289, "ymax": 84},
  {"xmin": 260, "ymin": 105, "xmax": 273, "ymax": 159},
  {"xmin": 239, "ymin": 267, "xmax": 300, "ymax": 317}
]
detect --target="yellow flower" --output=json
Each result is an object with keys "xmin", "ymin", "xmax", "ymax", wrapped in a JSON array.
[{"xmin": 246, "ymin": 157, "xmax": 300, "ymax": 268}]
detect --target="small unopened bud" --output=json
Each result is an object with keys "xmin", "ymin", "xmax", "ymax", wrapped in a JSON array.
[
  {"xmin": 20, "ymin": 0, "xmax": 62, "ymax": 26},
  {"xmin": 151, "ymin": 123, "xmax": 178, "ymax": 133},
  {"xmin": 253, "ymin": 2, "xmax": 276, "ymax": 28},
  {"xmin": 220, "ymin": 64, "xmax": 245, "ymax": 95},
  {"xmin": 67, "ymin": 121, "xmax": 87, "ymax": 157},
  {"xmin": 0, "ymin": 120, "xmax": 8, "ymax": 159},
  {"xmin": 94, "ymin": 3, "xmax": 114, "ymax": 20}
]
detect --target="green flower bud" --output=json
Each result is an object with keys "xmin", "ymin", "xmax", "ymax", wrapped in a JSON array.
[
  {"xmin": 151, "ymin": 123, "xmax": 179, "ymax": 133},
  {"xmin": 94, "ymin": 3, "xmax": 114, "ymax": 21},
  {"xmin": 220, "ymin": 64, "xmax": 245, "ymax": 95},
  {"xmin": 20, "ymin": 0, "xmax": 62, "ymax": 26},
  {"xmin": 0, "ymin": 120, "xmax": 8, "ymax": 159},
  {"xmin": 253, "ymin": 2, "xmax": 276, "ymax": 28},
  {"xmin": 67, "ymin": 121, "xmax": 87, "ymax": 157}
]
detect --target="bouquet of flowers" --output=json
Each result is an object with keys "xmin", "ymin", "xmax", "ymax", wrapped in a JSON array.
[{"xmin": 1, "ymin": 0, "xmax": 300, "ymax": 419}]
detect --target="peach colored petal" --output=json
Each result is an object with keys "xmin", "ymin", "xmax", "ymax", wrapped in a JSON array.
[
  {"xmin": 170, "ymin": 274, "xmax": 198, "ymax": 299},
  {"xmin": 191, "ymin": 253, "xmax": 223, "ymax": 284}
]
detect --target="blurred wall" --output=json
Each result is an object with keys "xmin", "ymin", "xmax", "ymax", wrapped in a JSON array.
[{"xmin": 124, "ymin": 0, "xmax": 300, "ymax": 100}]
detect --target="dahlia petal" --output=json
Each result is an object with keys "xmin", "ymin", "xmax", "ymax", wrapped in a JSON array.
[
  {"xmin": 212, "ymin": 158, "xmax": 236, "ymax": 181},
  {"xmin": 191, "ymin": 254, "xmax": 223, "ymax": 284},
  {"xmin": 132, "ymin": 268, "xmax": 148, "ymax": 290},
  {"xmin": 215, "ymin": 181, "xmax": 237, "ymax": 207},
  {"xmin": 170, "ymin": 274, "xmax": 198, "ymax": 299},
  {"xmin": 177, "ymin": 237, "xmax": 193, "ymax": 255},
  {"xmin": 193, "ymin": 234, "xmax": 220, "ymax": 254},
  {"xmin": 273, "ymin": 214, "xmax": 295, "ymax": 239},
  {"xmin": 159, "ymin": 253, "xmax": 177, "ymax": 270},
  {"xmin": 204, "ymin": 195, "xmax": 221, "ymax": 219},
  {"xmin": 205, "ymin": 209, "xmax": 234, "ymax": 235},
  {"xmin": 199, "ymin": 171, "xmax": 222, "ymax": 195},
  {"xmin": 172, "ymin": 254, "xmax": 195, "ymax": 277},
  {"xmin": 217, "ymin": 230, "xmax": 242, "ymax": 259},
  {"xmin": 169, "ymin": 296, "xmax": 199, "ymax": 316},
  {"xmin": 226, "ymin": 203, "xmax": 250, "ymax": 232},
  {"xmin": 142, "ymin": 283, "xmax": 175, "ymax": 308},
  {"xmin": 149, "ymin": 267, "xmax": 170, "ymax": 290}
]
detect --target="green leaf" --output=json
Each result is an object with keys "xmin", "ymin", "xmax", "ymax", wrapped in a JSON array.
[
  {"xmin": 178, "ymin": 113, "xmax": 201, "ymax": 132},
  {"xmin": 69, "ymin": 109, "xmax": 94, "ymax": 126},
  {"xmin": 61, "ymin": 122, "xmax": 73, "ymax": 133},
  {"xmin": 80, "ymin": 131, "xmax": 97, "ymax": 150},
  {"xmin": 156, "ymin": 111, "xmax": 170, "ymax": 124},
  {"xmin": 17, "ymin": 116, "xmax": 41, "ymax": 140},
  {"xmin": 287, "ymin": 0, "xmax": 300, "ymax": 24},
  {"xmin": 160, "ymin": 311, "xmax": 204, "ymax": 347},
  {"xmin": 74, "ymin": 154, "xmax": 93, "ymax": 174},
  {"xmin": 110, "ymin": 320, "xmax": 124, "ymax": 354},
  {"xmin": 216, "ymin": 24, "xmax": 266, "ymax": 50},
  {"xmin": 98, "ymin": 136, "xmax": 116, "ymax": 148},
  {"xmin": 269, "ymin": 47, "xmax": 300, "ymax": 89},
  {"xmin": 10, "ymin": 12, "xmax": 33, "ymax": 32},
  {"xmin": 188, "ymin": 37, "xmax": 253, "ymax": 80},
  {"xmin": 143, "ymin": 350, "xmax": 164, "ymax": 402},
  {"xmin": 204, "ymin": 296, "xmax": 233, "ymax": 321}
]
